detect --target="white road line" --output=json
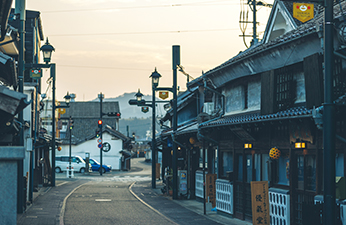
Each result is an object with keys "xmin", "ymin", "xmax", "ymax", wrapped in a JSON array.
[{"xmin": 57, "ymin": 181, "xmax": 68, "ymax": 187}]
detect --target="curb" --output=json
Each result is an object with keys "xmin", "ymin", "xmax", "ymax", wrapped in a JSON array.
[{"xmin": 128, "ymin": 182, "xmax": 178, "ymax": 225}]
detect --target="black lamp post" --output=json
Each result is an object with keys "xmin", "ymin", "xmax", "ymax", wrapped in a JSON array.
[
  {"xmin": 25, "ymin": 38, "xmax": 58, "ymax": 186},
  {"xmin": 149, "ymin": 68, "xmax": 162, "ymax": 189},
  {"xmin": 128, "ymin": 46, "xmax": 179, "ymax": 199}
]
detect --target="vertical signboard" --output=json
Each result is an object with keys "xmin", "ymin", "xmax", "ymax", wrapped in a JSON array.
[
  {"xmin": 251, "ymin": 181, "xmax": 270, "ymax": 225},
  {"xmin": 206, "ymin": 174, "xmax": 217, "ymax": 207}
]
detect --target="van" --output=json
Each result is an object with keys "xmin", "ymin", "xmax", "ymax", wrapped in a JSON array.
[{"xmin": 55, "ymin": 155, "xmax": 92, "ymax": 173}]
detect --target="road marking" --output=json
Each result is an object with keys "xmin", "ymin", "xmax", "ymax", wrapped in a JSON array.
[
  {"xmin": 57, "ymin": 181, "xmax": 68, "ymax": 187},
  {"xmin": 95, "ymin": 199, "xmax": 112, "ymax": 202},
  {"xmin": 26, "ymin": 216, "xmax": 38, "ymax": 218}
]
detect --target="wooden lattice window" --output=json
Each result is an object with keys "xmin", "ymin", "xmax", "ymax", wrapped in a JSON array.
[
  {"xmin": 333, "ymin": 57, "xmax": 346, "ymax": 100},
  {"xmin": 274, "ymin": 65, "xmax": 298, "ymax": 111}
]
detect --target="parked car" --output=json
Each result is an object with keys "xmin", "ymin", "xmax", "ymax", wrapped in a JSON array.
[
  {"xmin": 84, "ymin": 158, "xmax": 112, "ymax": 173},
  {"xmin": 55, "ymin": 155, "xmax": 92, "ymax": 173}
]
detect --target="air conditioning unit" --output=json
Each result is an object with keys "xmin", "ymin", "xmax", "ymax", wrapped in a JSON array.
[{"xmin": 203, "ymin": 102, "xmax": 214, "ymax": 115}]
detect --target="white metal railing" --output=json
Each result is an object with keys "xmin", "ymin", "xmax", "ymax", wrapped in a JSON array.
[
  {"xmin": 195, "ymin": 170, "xmax": 207, "ymax": 199},
  {"xmin": 269, "ymin": 188, "xmax": 290, "ymax": 225},
  {"xmin": 216, "ymin": 179, "xmax": 233, "ymax": 214}
]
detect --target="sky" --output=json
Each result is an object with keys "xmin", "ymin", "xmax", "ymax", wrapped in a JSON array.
[{"xmin": 22, "ymin": 0, "xmax": 274, "ymax": 102}]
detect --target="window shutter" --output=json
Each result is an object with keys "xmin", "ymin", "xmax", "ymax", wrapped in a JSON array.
[
  {"xmin": 304, "ymin": 53, "xmax": 323, "ymax": 109},
  {"xmin": 261, "ymin": 70, "xmax": 275, "ymax": 115}
]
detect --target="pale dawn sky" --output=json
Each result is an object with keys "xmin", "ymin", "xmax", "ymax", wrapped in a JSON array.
[{"xmin": 22, "ymin": 0, "xmax": 273, "ymax": 101}]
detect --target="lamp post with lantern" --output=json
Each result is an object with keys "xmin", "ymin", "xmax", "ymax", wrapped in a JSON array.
[
  {"xmin": 128, "ymin": 45, "xmax": 180, "ymax": 198},
  {"xmin": 25, "ymin": 38, "xmax": 59, "ymax": 186}
]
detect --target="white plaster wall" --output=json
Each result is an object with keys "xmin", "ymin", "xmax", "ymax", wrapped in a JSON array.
[
  {"xmin": 57, "ymin": 132, "xmax": 123, "ymax": 170},
  {"xmin": 223, "ymin": 80, "xmax": 261, "ymax": 115},
  {"xmin": 294, "ymin": 71, "xmax": 306, "ymax": 103}
]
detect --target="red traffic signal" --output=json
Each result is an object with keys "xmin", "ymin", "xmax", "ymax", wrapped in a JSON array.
[{"xmin": 98, "ymin": 120, "xmax": 102, "ymax": 128}]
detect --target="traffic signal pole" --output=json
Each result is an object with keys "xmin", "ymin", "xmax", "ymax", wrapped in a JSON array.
[
  {"xmin": 99, "ymin": 93, "xmax": 103, "ymax": 176},
  {"xmin": 69, "ymin": 116, "xmax": 72, "ymax": 178}
]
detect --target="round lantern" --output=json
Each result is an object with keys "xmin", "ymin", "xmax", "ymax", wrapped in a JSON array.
[
  {"xmin": 269, "ymin": 147, "xmax": 281, "ymax": 160},
  {"xmin": 189, "ymin": 137, "xmax": 196, "ymax": 145}
]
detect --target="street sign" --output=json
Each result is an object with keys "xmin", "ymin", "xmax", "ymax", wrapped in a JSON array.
[
  {"xmin": 97, "ymin": 138, "xmax": 102, "ymax": 143},
  {"xmin": 30, "ymin": 68, "xmax": 42, "ymax": 79},
  {"xmin": 293, "ymin": 3, "xmax": 314, "ymax": 23},
  {"xmin": 97, "ymin": 143, "xmax": 103, "ymax": 149},
  {"xmin": 142, "ymin": 106, "xmax": 149, "ymax": 113},
  {"xmin": 159, "ymin": 91, "xmax": 169, "ymax": 99},
  {"xmin": 102, "ymin": 142, "xmax": 111, "ymax": 152}
]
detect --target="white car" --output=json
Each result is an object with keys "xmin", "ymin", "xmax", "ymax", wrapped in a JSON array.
[{"xmin": 55, "ymin": 155, "xmax": 92, "ymax": 173}]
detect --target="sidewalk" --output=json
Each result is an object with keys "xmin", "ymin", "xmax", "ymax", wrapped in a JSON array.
[
  {"xmin": 131, "ymin": 181, "xmax": 252, "ymax": 225},
  {"xmin": 17, "ymin": 179, "xmax": 89, "ymax": 225}
]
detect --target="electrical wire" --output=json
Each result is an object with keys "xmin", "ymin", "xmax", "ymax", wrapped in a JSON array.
[
  {"xmin": 42, "ymin": 0, "xmax": 236, "ymax": 13},
  {"xmin": 47, "ymin": 28, "xmax": 238, "ymax": 37}
]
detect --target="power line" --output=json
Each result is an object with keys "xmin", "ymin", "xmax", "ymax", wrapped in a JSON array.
[
  {"xmin": 42, "ymin": 0, "xmax": 237, "ymax": 13},
  {"xmin": 48, "ymin": 28, "xmax": 238, "ymax": 37}
]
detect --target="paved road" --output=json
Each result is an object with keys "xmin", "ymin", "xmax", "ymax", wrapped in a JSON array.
[{"xmin": 63, "ymin": 180, "xmax": 174, "ymax": 225}]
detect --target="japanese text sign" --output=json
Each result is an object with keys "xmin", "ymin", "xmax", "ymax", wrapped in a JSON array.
[
  {"xmin": 251, "ymin": 181, "xmax": 270, "ymax": 225},
  {"xmin": 206, "ymin": 174, "xmax": 217, "ymax": 207},
  {"xmin": 293, "ymin": 3, "xmax": 314, "ymax": 23}
]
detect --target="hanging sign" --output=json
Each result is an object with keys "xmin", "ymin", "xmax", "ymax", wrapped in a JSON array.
[
  {"xmin": 30, "ymin": 68, "xmax": 42, "ymax": 79},
  {"xmin": 293, "ymin": 3, "xmax": 314, "ymax": 23},
  {"xmin": 58, "ymin": 108, "xmax": 66, "ymax": 114},
  {"xmin": 159, "ymin": 91, "xmax": 169, "ymax": 99},
  {"xmin": 251, "ymin": 181, "xmax": 270, "ymax": 225},
  {"xmin": 142, "ymin": 106, "xmax": 149, "ymax": 113}
]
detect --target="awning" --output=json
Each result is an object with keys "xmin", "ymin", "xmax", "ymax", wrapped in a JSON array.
[{"xmin": 0, "ymin": 51, "xmax": 17, "ymax": 88}]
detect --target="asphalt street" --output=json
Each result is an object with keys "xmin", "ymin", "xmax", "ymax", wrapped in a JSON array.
[{"xmin": 17, "ymin": 158, "xmax": 250, "ymax": 225}]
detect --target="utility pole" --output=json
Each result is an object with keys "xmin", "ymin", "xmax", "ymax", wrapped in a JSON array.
[
  {"xmin": 323, "ymin": 0, "xmax": 336, "ymax": 224},
  {"xmin": 251, "ymin": 0, "xmax": 258, "ymax": 45},
  {"xmin": 15, "ymin": 0, "xmax": 25, "ymax": 213}
]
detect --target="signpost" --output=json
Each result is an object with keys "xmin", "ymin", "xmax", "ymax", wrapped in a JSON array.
[{"xmin": 251, "ymin": 181, "xmax": 270, "ymax": 225}]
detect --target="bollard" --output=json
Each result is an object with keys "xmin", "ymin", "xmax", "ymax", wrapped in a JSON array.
[{"xmin": 66, "ymin": 166, "xmax": 74, "ymax": 178}]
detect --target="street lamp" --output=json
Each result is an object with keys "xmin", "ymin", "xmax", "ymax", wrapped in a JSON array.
[
  {"xmin": 127, "ymin": 46, "xmax": 179, "ymax": 198},
  {"xmin": 40, "ymin": 38, "xmax": 55, "ymax": 64},
  {"xmin": 63, "ymin": 92, "xmax": 72, "ymax": 105},
  {"xmin": 150, "ymin": 67, "xmax": 161, "ymax": 88},
  {"xmin": 26, "ymin": 37, "xmax": 58, "ymax": 186},
  {"xmin": 135, "ymin": 89, "xmax": 144, "ymax": 103}
]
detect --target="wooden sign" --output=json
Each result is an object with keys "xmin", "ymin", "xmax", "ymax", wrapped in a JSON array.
[
  {"xmin": 293, "ymin": 3, "xmax": 314, "ymax": 23},
  {"xmin": 206, "ymin": 174, "xmax": 217, "ymax": 207},
  {"xmin": 251, "ymin": 181, "xmax": 270, "ymax": 225}
]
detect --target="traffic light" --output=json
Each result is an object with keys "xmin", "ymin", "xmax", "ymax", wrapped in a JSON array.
[
  {"xmin": 69, "ymin": 119, "xmax": 74, "ymax": 130},
  {"xmin": 107, "ymin": 112, "xmax": 121, "ymax": 118},
  {"xmin": 96, "ymin": 129, "xmax": 100, "ymax": 138},
  {"xmin": 98, "ymin": 120, "xmax": 102, "ymax": 128}
]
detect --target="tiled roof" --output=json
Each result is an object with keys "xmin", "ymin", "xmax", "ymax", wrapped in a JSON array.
[
  {"xmin": 188, "ymin": 1, "xmax": 346, "ymax": 88},
  {"xmin": 200, "ymin": 106, "xmax": 312, "ymax": 128}
]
